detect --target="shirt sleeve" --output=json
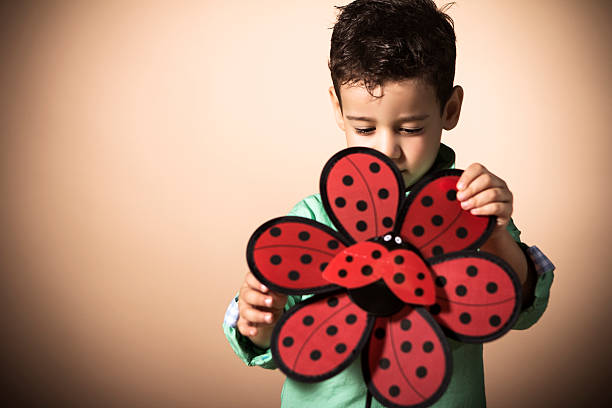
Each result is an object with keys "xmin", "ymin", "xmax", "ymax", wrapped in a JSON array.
[
  {"xmin": 505, "ymin": 219, "xmax": 556, "ymax": 330},
  {"xmin": 222, "ymin": 196, "xmax": 322, "ymax": 369}
]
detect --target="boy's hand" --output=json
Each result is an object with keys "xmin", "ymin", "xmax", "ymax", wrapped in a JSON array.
[
  {"xmin": 237, "ymin": 271, "xmax": 288, "ymax": 349},
  {"xmin": 455, "ymin": 163, "xmax": 513, "ymax": 230}
]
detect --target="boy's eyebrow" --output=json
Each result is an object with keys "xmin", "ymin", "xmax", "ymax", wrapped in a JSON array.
[{"xmin": 346, "ymin": 114, "xmax": 430, "ymax": 122}]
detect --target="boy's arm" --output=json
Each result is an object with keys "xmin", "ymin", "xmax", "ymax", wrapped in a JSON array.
[
  {"xmin": 222, "ymin": 194, "xmax": 325, "ymax": 368},
  {"xmin": 456, "ymin": 164, "xmax": 555, "ymax": 329}
]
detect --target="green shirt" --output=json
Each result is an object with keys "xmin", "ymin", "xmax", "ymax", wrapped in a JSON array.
[{"xmin": 223, "ymin": 145, "xmax": 555, "ymax": 407}]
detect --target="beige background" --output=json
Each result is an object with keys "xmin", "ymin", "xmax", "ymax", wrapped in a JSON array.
[{"xmin": 1, "ymin": 1, "xmax": 611, "ymax": 407}]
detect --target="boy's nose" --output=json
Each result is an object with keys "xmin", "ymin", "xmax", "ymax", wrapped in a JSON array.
[{"xmin": 374, "ymin": 130, "xmax": 400, "ymax": 160}]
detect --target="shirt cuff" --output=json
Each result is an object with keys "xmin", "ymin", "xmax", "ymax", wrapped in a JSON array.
[{"xmin": 512, "ymin": 245, "xmax": 555, "ymax": 330}]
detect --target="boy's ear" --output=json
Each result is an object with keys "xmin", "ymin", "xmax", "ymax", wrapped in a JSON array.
[
  {"xmin": 329, "ymin": 86, "xmax": 346, "ymax": 131},
  {"xmin": 442, "ymin": 85, "xmax": 464, "ymax": 131}
]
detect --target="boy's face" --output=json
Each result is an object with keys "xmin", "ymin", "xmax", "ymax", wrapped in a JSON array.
[{"xmin": 329, "ymin": 79, "xmax": 463, "ymax": 188}]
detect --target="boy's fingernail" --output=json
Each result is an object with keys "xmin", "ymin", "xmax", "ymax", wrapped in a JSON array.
[
  {"xmin": 457, "ymin": 181, "xmax": 465, "ymax": 190},
  {"xmin": 265, "ymin": 297, "xmax": 272, "ymax": 306},
  {"xmin": 261, "ymin": 284, "xmax": 268, "ymax": 292},
  {"xmin": 265, "ymin": 314, "xmax": 273, "ymax": 323},
  {"xmin": 461, "ymin": 200, "xmax": 472, "ymax": 209},
  {"xmin": 250, "ymin": 328, "xmax": 257, "ymax": 336}
]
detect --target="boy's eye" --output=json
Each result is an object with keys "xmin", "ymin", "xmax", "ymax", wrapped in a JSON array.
[
  {"xmin": 399, "ymin": 127, "xmax": 424, "ymax": 134},
  {"xmin": 354, "ymin": 127, "xmax": 424, "ymax": 135},
  {"xmin": 355, "ymin": 127, "xmax": 375, "ymax": 134}
]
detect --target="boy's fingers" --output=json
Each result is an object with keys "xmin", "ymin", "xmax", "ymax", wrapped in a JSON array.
[
  {"xmin": 456, "ymin": 171, "xmax": 506, "ymax": 202},
  {"xmin": 239, "ymin": 305, "xmax": 275, "ymax": 325},
  {"xmin": 456, "ymin": 163, "xmax": 487, "ymax": 191},
  {"xmin": 460, "ymin": 187, "xmax": 512, "ymax": 211},
  {"xmin": 469, "ymin": 202, "xmax": 512, "ymax": 223},
  {"xmin": 267, "ymin": 292, "xmax": 289, "ymax": 310},
  {"xmin": 245, "ymin": 271, "xmax": 269, "ymax": 293},
  {"xmin": 241, "ymin": 287, "xmax": 275, "ymax": 308},
  {"xmin": 237, "ymin": 319, "xmax": 258, "ymax": 337}
]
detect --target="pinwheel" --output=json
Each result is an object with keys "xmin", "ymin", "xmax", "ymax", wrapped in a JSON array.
[{"xmin": 246, "ymin": 147, "xmax": 521, "ymax": 408}]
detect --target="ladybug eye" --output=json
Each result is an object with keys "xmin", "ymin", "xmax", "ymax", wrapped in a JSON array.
[
  {"xmin": 394, "ymin": 237, "xmax": 402, "ymax": 244},
  {"xmin": 384, "ymin": 235, "xmax": 392, "ymax": 241}
]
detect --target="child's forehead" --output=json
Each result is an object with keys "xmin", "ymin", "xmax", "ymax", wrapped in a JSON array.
[{"xmin": 340, "ymin": 79, "xmax": 438, "ymax": 112}]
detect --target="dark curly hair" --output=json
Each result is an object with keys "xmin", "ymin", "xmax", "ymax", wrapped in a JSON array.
[{"xmin": 329, "ymin": 0, "xmax": 456, "ymax": 114}]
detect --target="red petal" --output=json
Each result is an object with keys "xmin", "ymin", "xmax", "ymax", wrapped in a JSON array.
[
  {"xmin": 397, "ymin": 170, "xmax": 494, "ymax": 258},
  {"xmin": 322, "ymin": 241, "xmax": 387, "ymax": 288},
  {"xmin": 362, "ymin": 306, "xmax": 451, "ymax": 408},
  {"xmin": 427, "ymin": 252, "xmax": 522, "ymax": 342},
  {"xmin": 271, "ymin": 291, "xmax": 374, "ymax": 382},
  {"xmin": 321, "ymin": 148, "xmax": 404, "ymax": 243},
  {"xmin": 380, "ymin": 249, "xmax": 436, "ymax": 306},
  {"xmin": 247, "ymin": 217, "xmax": 348, "ymax": 294}
]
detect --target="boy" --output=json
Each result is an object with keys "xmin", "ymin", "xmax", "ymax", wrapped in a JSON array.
[{"xmin": 223, "ymin": 1, "xmax": 555, "ymax": 407}]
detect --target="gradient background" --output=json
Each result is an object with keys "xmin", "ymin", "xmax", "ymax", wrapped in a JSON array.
[{"xmin": 1, "ymin": 1, "xmax": 610, "ymax": 407}]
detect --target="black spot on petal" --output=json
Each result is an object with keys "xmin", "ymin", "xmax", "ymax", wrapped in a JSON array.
[
  {"xmin": 382, "ymin": 217, "xmax": 394, "ymax": 228},
  {"xmin": 400, "ymin": 319, "xmax": 411, "ymax": 331},
  {"xmin": 435, "ymin": 276, "xmax": 447, "ymax": 288},
  {"xmin": 300, "ymin": 254, "xmax": 312, "ymax": 264},
  {"xmin": 379, "ymin": 358, "xmax": 390, "ymax": 369},
  {"xmin": 456, "ymin": 227, "xmax": 468, "ymax": 239},
  {"xmin": 416, "ymin": 366, "xmax": 428, "ymax": 378},
  {"xmin": 460, "ymin": 313, "xmax": 471, "ymax": 324},
  {"xmin": 327, "ymin": 297, "xmax": 338, "ymax": 307},
  {"xmin": 345, "ymin": 314, "xmax": 357, "ymax": 324},
  {"xmin": 432, "ymin": 215, "xmax": 444, "ymax": 226},
  {"xmin": 421, "ymin": 196, "xmax": 433, "ymax": 207},
  {"xmin": 430, "ymin": 304, "xmax": 441, "ymax": 315}
]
